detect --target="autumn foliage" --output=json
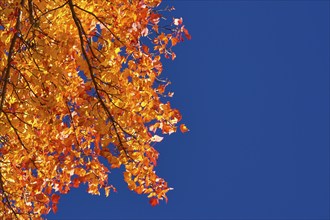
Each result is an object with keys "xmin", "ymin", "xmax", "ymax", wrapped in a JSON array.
[{"xmin": 0, "ymin": 0, "xmax": 190, "ymax": 218}]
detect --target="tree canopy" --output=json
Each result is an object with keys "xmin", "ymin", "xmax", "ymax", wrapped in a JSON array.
[{"xmin": 0, "ymin": 0, "xmax": 190, "ymax": 218}]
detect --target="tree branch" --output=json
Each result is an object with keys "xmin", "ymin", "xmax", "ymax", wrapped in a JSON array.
[
  {"xmin": 68, "ymin": 0, "xmax": 135, "ymax": 162},
  {"xmin": 0, "ymin": 0, "xmax": 24, "ymax": 113}
]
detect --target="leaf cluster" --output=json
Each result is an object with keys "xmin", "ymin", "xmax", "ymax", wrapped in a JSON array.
[{"xmin": 0, "ymin": 0, "xmax": 189, "ymax": 218}]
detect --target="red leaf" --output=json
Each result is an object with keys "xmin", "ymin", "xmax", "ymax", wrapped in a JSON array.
[
  {"xmin": 51, "ymin": 194, "xmax": 60, "ymax": 204},
  {"xmin": 149, "ymin": 197, "xmax": 159, "ymax": 207},
  {"xmin": 52, "ymin": 203, "xmax": 58, "ymax": 214},
  {"xmin": 183, "ymin": 28, "xmax": 191, "ymax": 40},
  {"xmin": 45, "ymin": 186, "xmax": 52, "ymax": 195},
  {"xmin": 72, "ymin": 178, "xmax": 80, "ymax": 188},
  {"xmin": 150, "ymin": 13, "xmax": 161, "ymax": 24},
  {"xmin": 142, "ymin": 45, "xmax": 149, "ymax": 53}
]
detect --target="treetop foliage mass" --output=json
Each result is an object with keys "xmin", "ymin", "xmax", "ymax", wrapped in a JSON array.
[{"xmin": 0, "ymin": 0, "xmax": 190, "ymax": 218}]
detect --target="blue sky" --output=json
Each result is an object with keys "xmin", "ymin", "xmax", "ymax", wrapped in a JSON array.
[{"xmin": 48, "ymin": 1, "xmax": 329, "ymax": 219}]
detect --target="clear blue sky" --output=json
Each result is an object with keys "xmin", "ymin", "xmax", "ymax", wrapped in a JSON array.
[{"xmin": 48, "ymin": 1, "xmax": 329, "ymax": 219}]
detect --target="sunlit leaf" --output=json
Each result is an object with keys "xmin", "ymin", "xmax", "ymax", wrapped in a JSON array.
[{"xmin": 180, "ymin": 124, "xmax": 189, "ymax": 133}]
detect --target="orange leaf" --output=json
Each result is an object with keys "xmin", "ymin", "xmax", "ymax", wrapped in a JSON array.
[
  {"xmin": 142, "ymin": 44, "xmax": 149, "ymax": 53},
  {"xmin": 152, "ymin": 24, "xmax": 159, "ymax": 33},
  {"xmin": 149, "ymin": 197, "xmax": 159, "ymax": 207},
  {"xmin": 135, "ymin": 185, "xmax": 143, "ymax": 194},
  {"xmin": 149, "ymin": 123, "xmax": 159, "ymax": 133},
  {"xmin": 157, "ymin": 84, "xmax": 166, "ymax": 94},
  {"xmin": 171, "ymin": 52, "xmax": 176, "ymax": 60},
  {"xmin": 171, "ymin": 37, "xmax": 179, "ymax": 46},
  {"xmin": 52, "ymin": 203, "xmax": 58, "ymax": 214},
  {"xmin": 95, "ymin": 133, "xmax": 101, "ymax": 147},
  {"xmin": 180, "ymin": 124, "xmax": 189, "ymax": 133},
  {"xmin": 45, "ymin": 186, "xmax": 52, "ymax": 195},
  {"xmin": 72, "ymin": 178, "xmax": 80, "ymax": 188},
  {"xmin": 35, "ymin": 193, "xmax": 49, "ymax": 203},
  {"xmin": 183, "ymin": 27, "xmax": 191, "ymax": 40}
]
